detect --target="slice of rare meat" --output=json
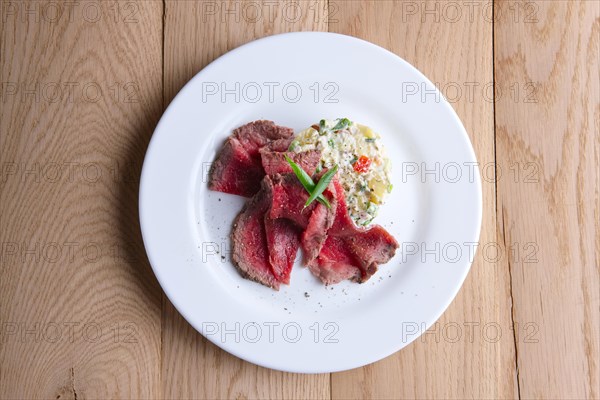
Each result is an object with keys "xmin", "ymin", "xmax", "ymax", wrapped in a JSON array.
[
  {"xmin": 300, "ymin": 183, "xmax": 338, "ymax": 263},
  {"xmin": 269, "ymin": 174, "xmax": 315, "ymax": 227},
  {"xmin": 264, "ymin": 217, "xmax": 300, "ymax": 285},
  {"xmin": 308, "ymin": 180, "xmax": 399, "ymax": 284},
  {"xmin": 234, "ymin": 120, "xmax": 293, "ymax": 153},
  {"xmin": 342, "ymin": 224, "xmax": 399, "ymax": 279},
  {"xmin": 261, "ymin": 148, "xmax": 321, "ymax": 176},
  {"xmin": 208, "ymin": 137, "xmax": 265, "ymax": 197},
  {"xmin": 267, "ymin": 171, "xmax": 338, "ymax": 267},
  {"xmin": 269, "ymin": 173, "xmax": 336, "ymax": 230},
  {"xmin": 209, "ymin": 120, "xmax": 293, "ymax": 197},
  {"xmin": 307, "ymin": 235, "xmax": 362, "ymax": 284},
  {"xmin": 231, "ymin": 177, "xmax": 280, "ymax": 289},
  {"xmin": 262, "ymin": 166, "xmax": 332, "ymax": 285},
  {"xmin": 262, "ymin": 136, "xmax": 294, "ymax": 152}
]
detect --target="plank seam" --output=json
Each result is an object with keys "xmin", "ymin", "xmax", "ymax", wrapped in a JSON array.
[
  {"xmin": 504, "ymin": 206, "xmax": 522, "ymax": 399},
  {"xmin": 162, "ymin": 0, "xmax": 166, "ymax": 109},
  {"xmin": 492, "ymin": 1, "xmax": 521, "ymax": 398},
  {"xmin": 70, "ymin": 367, "xmax": 78, "ymax": 400}
]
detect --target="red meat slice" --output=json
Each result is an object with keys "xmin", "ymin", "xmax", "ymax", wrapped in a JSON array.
[
  {"xmin": 262, "ymin": 136, "xmax": 294, "ymax": 152},
  {"xmin": 300, "ymin": 191, "xmax": 338, "ymax": 263},
  {"xmin": 342, "ymin": 224, "xmax": 399, "ymax": 279},
  {"xmin": 231, "ymin": 175, "xmax": 306, "ymax": 289},
  {"xmin": 231, "ymin": 178, "xmax": 280, "ymax": 290},
  {"xmin": 229, "ymin": 155, "xmax": 334, "ymax": 289},
  {"xmin": 327, "ymin": 180, "xmax": 359, "ymax": 235},
  {"xmin": 261, "ymin": 148, "xmax": 321, "ymax": 176},
  {"xmin": 307, "ymin": 180, "xmax": 399, "ymax": 284},
  {"xmin": 264, "ymin": 217, "xmax": 300, "ymax": 284},
  {"xmin": 234, "ymin": 120, "xmax": 293, "ymax": 153},
  {"xmin": 269, "ymin": 174, "xmax": 336, "ymax": 230},
  {"xmin": 209, "ymin": 121, "xmax": 293, "ymax": 197},
  {"xmin": 208, "ymin": 137, "xmax": 265, "ymax": 197},
  {"xmin": 223, "ymin": 119, "xmax": 399, "ymax": 289},
  {"xmin": 269, "ymin": 174, "xmax": 314, "ymax": 227},
  {"xmin": 267, "ymin": 172, "xmax": 338, "ymax": 269},
  {"xmin": 307, "ymin": 236, "xmax": 362, "ymax": 284}
]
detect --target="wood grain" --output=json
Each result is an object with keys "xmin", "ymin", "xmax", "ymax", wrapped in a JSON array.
[
  {"xmin": 495, "ymin": 1, "xmax": 600, "ymax": 398},
  {"xmin": 161, "ymin": 1, "xmax": 330, "ymax": 399},
  {"xmin": 0, "ymin": 1, "xmax": 163, "ymax": 398},
  {"xmin": 328, "ymin": 1, "xmax": 517, "ymax": 399},
  {"xmin": 1, "ymin": 0, "xmax": 598, "ymax": 399}
]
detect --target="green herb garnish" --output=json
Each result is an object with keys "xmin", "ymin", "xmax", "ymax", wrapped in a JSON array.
[
  {"xmin": 318, "ymin": 119, "xmax": 327, "ymax": 135},
  {"xmin": 366, "ymin": 202, "xmax": 378, "ymax": 214},
  {"xmin": 288, "ymin": 140, "xmax": 299, "ymax": 151},
  {"xmin": 328, "ymin": 139, "xmax": 335, "ymax": 148},
  {"xmin": 285, "ymin": 155, "xmax": 330, "ymax": 208},
  {"xmin": 304, "ymin": 165, "xmax": 338, "ymax": 208},
  {"xmin": 332, "ymin": 118, "xmax": 351, "ymax": 131},
  {"xmin": 361, "ymin": 217, "xmax": 375, "ymax": 226}
]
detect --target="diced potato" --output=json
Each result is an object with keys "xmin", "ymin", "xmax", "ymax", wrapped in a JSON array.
[
  {"xmin": 369, "ymin": 178, "xmax": 388, "ymax": 204},
  {"xmin": 357, "ymin": 123, "xmax": 376, "ymax": 139},
  {"xmin": 356, "ymin": 194, "xmax": 369, "ymax": 210},
  {"xmin": 296, "ymin": 127, "xmax": 318, "ymax": 144}
]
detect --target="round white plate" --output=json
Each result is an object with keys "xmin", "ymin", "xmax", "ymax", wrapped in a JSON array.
[{"xmin": 140, "ymin": 32, "xmax": 482, "ymax": 373}]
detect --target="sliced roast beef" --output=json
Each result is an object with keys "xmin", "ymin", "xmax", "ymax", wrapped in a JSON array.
[
  {"xmin": 307, "ymin": 180, "xmax": 399, "ymax": 284},
  {"xmin": 234, "ymin": 120, "xmax": 293, "ymax": 151},
  {"xmin": 268, "ymin": 173, "xmax": 336, "ymax": 230},
  {"xmin": 231, "ymin": 177, "xmax": 280, "ymax": 290},
  {"xmin": 231, "ymin": 174, "xmax": 306, "ymax": 289},
  {"xmin": 220, "ymin": 120, "xmax": 399, "ymax": 289},
  {"xmin": 267, "ymin": 171, "xmax": 338, "ymax": 268},
  {"xmin": 307, "ymin": 236, "xmax": 362, "ymax": 284},
  {"xmin": 262, "ymin": 136, "xmax": 294, "ymax": 152},
  {"xmin": 269, "ymin": 174, "xmax": 315, "ymax": 227},
  {"xmin": 300, "ymin": 186, "xmax": 338, "ymax": 263},
  {"xmin": 326, "ymin": 180, "xmax": 360, "ymax": 235},
  {"xmin": 342, "ymin": 224, "xmax": 399, "ymax": 279},
  {"xmin": 208, "ymin": 137, "xmax": 265, "ymax": 197},
  {"xmin": 264, "ymin": 217, "xmax": 300, "ymax": 285},
  {"xmin": 209, "ymin": 121, "xmax": 293, "ymax": 197},
  {"xmin": 261, "ymin": 148, "xmax": 321, "ymax": 176}
]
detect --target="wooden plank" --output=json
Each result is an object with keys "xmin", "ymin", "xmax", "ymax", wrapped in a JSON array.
[
  {"xmin": 329, "ymin": 2, "xmax": 517, "ymax": 398},
  {"xmin": 494, "ymin": 1, "xmax": 600, "ymax": 398},
  {"xmin": 0, "ymin": 1, "xmax": 163, "ymax": 398},
  {"xmin": 161, "ymin": 1, "xmax": 330, "ymax": 398}
]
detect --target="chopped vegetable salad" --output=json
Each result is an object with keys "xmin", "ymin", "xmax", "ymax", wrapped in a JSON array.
[{"xmin": 289, "ymin": 118, "xmax": 392, "ymax": 226}]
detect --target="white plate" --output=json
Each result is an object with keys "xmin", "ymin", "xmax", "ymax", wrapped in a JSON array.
[{"xmin": 140, "ymin": 32, "xmax": 482, "ymax": 373}]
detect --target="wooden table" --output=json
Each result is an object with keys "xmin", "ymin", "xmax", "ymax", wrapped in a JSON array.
[{"xmin": 1, "ymin": 1, "xmax": 598, "ymax": 399}]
